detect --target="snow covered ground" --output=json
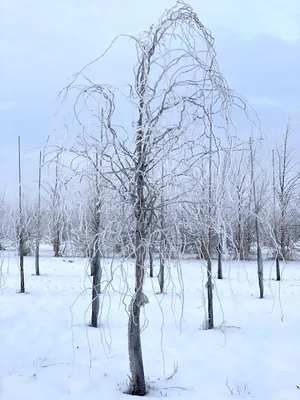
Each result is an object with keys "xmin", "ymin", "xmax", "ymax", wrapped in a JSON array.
[{"xmin": 0, "ymin": 249, "xmax": 299, "ymax": 399}]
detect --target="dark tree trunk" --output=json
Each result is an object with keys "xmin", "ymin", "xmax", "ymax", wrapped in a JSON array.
[
  {"xmin": 149, "ymin": 246, "xmax": 154, "ymax": 278},
  {"xmin": 35, "ymin": 240, "xmax": 40, "ymax": 276},
  {"xmin": 91, "ymin": 249, "xmax": 101, "ymax": 327},
  {"xmin": 207, "ymin": 255, "xmax": 214, "ymax": 329},
  {"xmin": 158, "ymin": 236, "xmax": 165, "ymax": 293},
  {"xmin": 275, "ymin": 255, "xmax": 281, "ymax": 281},
  {"xmin": 19, "ymin": 230, "xmax": 25, "ymax": 293},
  {"xmin": 217, "ymin": 242, "xmax": 223, "ymax": 279}
]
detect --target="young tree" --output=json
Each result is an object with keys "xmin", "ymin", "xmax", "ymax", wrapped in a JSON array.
[
  {"xmin": 62, "ymin": 1, "xmax": 249, "ymax": 395},
  {"xmin": 250, "ymin": 138, "xmax": 264, "ymax": 298},
  {"xmin": 43, "ymin": 153, "xmax": 69, "ymax": 257},
  {"xmin": 35, "ymin": 151, "xmax": 42, "ymax": 276},
  {"xmin": 18, "ymin": 136, "xmax": 25, "ymax": 293},
  {"xmin": 274, "ymin": 118, "xmax": 300, "ymax": 273},
  {"xmin": 90, "ymin": 112, "xmax": 105, "ymax": 328}
]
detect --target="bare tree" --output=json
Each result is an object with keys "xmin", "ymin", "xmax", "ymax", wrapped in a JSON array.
[
  {"xmin": 35, "ymin": 151, "xmax": 42, "ymax": 276},
  {"xmin": 158, "ymin": 165, "xmax": 166, "ymax": 294},
  {"xmin": 43, "ymin": 153, "xmax": 69, "ymax": 257},
  {"xmin": 62, "ymin": 1, "xmax": 249, "ymax": 395},
  {"xmin": 18, "ymin": 136, "xmax": 25, "ymax": 293},
  {"xmin": 90, "ymin": 110, "xmax": 104, "ymax": 328},
  {"xmin": 275, "ymin": 118, "xmax": 300, "ymax": 267},
  {"xmin": 250, "ymin": 138, "xmax": 264, "ymax": 298}
]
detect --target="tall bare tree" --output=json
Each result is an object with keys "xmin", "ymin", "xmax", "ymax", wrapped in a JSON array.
[
  {"xmin": 250, "ymin": 138, "xmax": 264, "ymax": 298},
  {"xmin": 18, "ymin": 136, "xmax": 25, "ymax": 293},
  {"xmin": 90, "ymin": 110, "xmax": 104, "ymax": 328},
  {"xmin": 62, "ymin": 1, "xmax": 249, "ymax": 395},
  {"xmin": 35, "ymin": 151, "xmax": 42, "ymax": 276}
]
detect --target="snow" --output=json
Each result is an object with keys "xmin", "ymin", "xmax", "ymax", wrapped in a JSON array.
[{"xmin": 0, "ymin": 249, "xmax": 300, "ymax": 399}]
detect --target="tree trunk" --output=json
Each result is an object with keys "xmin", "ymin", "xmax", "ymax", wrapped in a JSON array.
[
  {"xmin": 217, "ymin": 242, "xmax": 223, "ymax": 279},
  {"xmin": 91, "ymin": 249, "xmax": 101, "ymax": 327},
  {"xmin": 35, "ymin": 151, "xmax": 42, "ymax": 276},
  {"xmin": 206, "ymin": 109, "xmax": 214, "ymax": 329},
  {"xmin": 149, "ymin": 246, "xmax": 154, "ymax": 278},
  {"xmin": 35, "ymin": 239, "xmax": 40, "ymax": 276},
  {"xmin": 128, "ymin": 77, "xmax": 147, "ymax": 394},
  {"xmin": 158, "ymin": 179, "xmax": 165, "ymax": 293},
  {"xmin": 158, "ymin": 235, "xmax": 165, "ymax": 293},
  {"xmin": 207, "ymin": 255, "xmax": 214, "ymax": 329},
  {"xmin": 257, "ymin": 245, "xmax": 264, "ymax": 298},
  {"xmin": 53, "ymin": 229, "xmax": 61, "ymax": 257},
  {"xmin": 128, "ymin": 220, "xmax": 147, "ymax": 396},
  {"xmin": 128, "ymin": 290, "xmax": 147, "ymax": 396},
  {"xmin": 275, "ymin": 255, "xmax": 281, "ymax": 281},
  {"xmin": 19, "ymin": 230, "xmax": 25, "ymax": 293},
  {"xmin": 18, "ymin": 136, "xmax": 25, "ymax": 293},
  {"xmin": 250, "ymin": 137, "xmax": 264, "ymax": 299}
]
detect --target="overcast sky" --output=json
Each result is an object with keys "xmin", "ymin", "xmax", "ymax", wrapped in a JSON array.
[{"xmin": 1, "ymin": 0, "xmax": 300, "ymax": 200}]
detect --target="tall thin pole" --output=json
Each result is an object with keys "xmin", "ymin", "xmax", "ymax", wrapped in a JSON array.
[
  {"xmin": 18, "ymin": 136, "xmax": 25, "ymax": 292},
  {"xmin": 35, "ymin": 151, "xmax": 42, "ymax": 276}
]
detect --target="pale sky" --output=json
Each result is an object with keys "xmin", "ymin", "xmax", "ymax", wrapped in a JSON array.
[{"xmin": 1, "ymin": 0, "xmax": 300, "ymax": 199}]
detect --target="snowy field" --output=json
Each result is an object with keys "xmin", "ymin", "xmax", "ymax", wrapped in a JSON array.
[{"xmin": 0, "ymin": 249, "xmax": 300, "ymax": 400}]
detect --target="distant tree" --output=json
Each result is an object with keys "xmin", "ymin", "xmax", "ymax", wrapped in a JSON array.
[
  {"xmin": 250, "ymin": 138, "xmax": 264, "ymax": 298},
  {"xmin": 273, "ymin": 118, "xmax": 300, "ymax": 276}
]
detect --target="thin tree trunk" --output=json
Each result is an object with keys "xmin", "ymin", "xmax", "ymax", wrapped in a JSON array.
[
  {"xmin": 128, "ymin": 219, "xmax": 147, "ymax": 395},
  {"xmin": 149, "ymin": 246, "xmax": 154, "ymax": 278},
  {"xmin": 91, "ymin": 249, "xmax": 101, "ymax": 327},
  {"xmin": 206, "ymin": 253, "xmax": 214, "ymax": 329},
  {"xmin": 91, "ymin": 109, "xmax": 104, "ymax": 327},
  {"xmin": 35, "ymin": 151, "xmax": 42, "ymax": 276},
  {"xmin": 217, "ymin": 241, "xmax": 223, "ymax": 279},
  {"xmin": 18, "ymin": 136, "xmax": 25, "ymax": 293},
  {"xmin": 158, "ymin": 165, "xmax": 165, "ymax": 293},
  {"xmin": 257, "ymin": 244, "xmax": 264, "ymax": 298},
  {"xmin": 158, "ymin": 235, "xmax": 165, "ymax": 293},
  {"xmin": 250, "ymin": 137, "xmax": 264, "ymax": 298},
  {"xmin": 272, "ymin": 149, "xmax": 280, "ymax": 281},
  {"xmin": 128, "ymin": 76, "xmax": 147, "ymax": 395},
  {"xmin": 206, "ymin": 108, "xmax": 214, "ymax": 329},
  {"xmin": 275, "ymin": 255, "xmax": 280, "ymax": 281}
]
